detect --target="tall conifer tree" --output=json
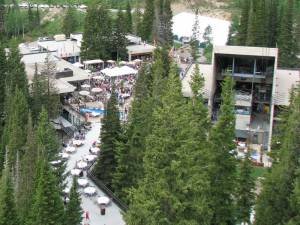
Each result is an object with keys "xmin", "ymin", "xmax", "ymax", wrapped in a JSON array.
[
  {"xmin": 125, "ymin": 65, "xmax": 212, "ymax": 224},
  {"xmin": 93, "ymin": 88, "xmax": 121, "ymax": 189},
  {"xmin": 208, "ymin": 76, "xmax": 237, "ymax": 225},
  {"xmin": 277, "ymin": 0, "xmax": 298, "ymax": 68},
  {"xmin": 141, "ymin": 0, "xmax": 155, "ymax": 42},
  {"xmin": 65, "ymin": 178, "xmax": 82, "ymax": 225},
  {"xmin": 237, "ymin": 0, "xmax": 250, "ymax": 45},
  {"xmin": 0, "ymin": 165, "xmax": 19, "ymax": 225},
  {"xmin": 125, "ymin": 1, "xmax": 133, "ymax": 33},
  {"xmin": 255, "ymin": 87, "xmax": 300, "ymax": 225}
]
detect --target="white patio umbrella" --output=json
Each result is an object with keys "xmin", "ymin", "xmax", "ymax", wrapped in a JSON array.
[
  {"xmin": 65, "ymin": 146, "xmax": 76, "ymax": 153},
  {"xmin": 133, "ymin": 58, "xmax": 142, "ymax": 63},
  {"xmin": 96, "ymin": 139, "xmax": 101, "ymax": 144},
  {"xmin": 71, "ymin": 168, "xmax": 82, "ymax": 176},
  {"xmin": 92, "ymin": 76, "xmax": 103, "ymax": 80},
  {"xmin": 79, "ymin": 90, "xmax": 90, "ymax": 96},
  {"xmin": 97, "ymin": 196, "xmax": 110, "ymax": 205},
  {"xmin": 91, "ymin": 87, "xmax": 102, "ymax": 93},
  {"xmin": 63, "ymin": 187, "xmax": 70, "ymax": 194},
  {"xmin": 50, "ymin": 160, "xmax": 62, "ymax": 166},
  {"xmin": 90, "ymin": 147, "xmax": 100, "ymax": 154},
  {"xmin": 77, "ymin": 178, "xmax": 89, "ymax": 187},
  {"xmin": 59, "ymin": 152, "xmax": 70, "ymax": 159},
  {"xmin": 91, "ymin": 112, "xmax": 100, "ymax": 117},
  {"xmin": 73, "ymin": 140, "xmax": 84, "ymax": 146},
  {"xmin": 77, "ymin": 160, "xmax": 88, "ymax": 169},
  {"xmin": 84, "ymin": 154, "xmax": 97, "ymax": 162},
  {"xmin": 81, "ymin": 84, "xmax": 91, "ymax": 89},
  {"xmin": 84, "ymin": 187, "xmax": 96, "ymax": 195}
]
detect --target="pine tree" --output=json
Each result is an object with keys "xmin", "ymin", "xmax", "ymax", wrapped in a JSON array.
[
  {"xmin": 237, "ymin": 0, "xmax": 250, "ymax": 45},
  {"xmin": 141, "ymin": 0, "xmax": 155, "ymax": 42},
  {"xmin": 277, "ymin": 0, "xmax": 298, "ymax": 68},
  {"xmin": 151, "ymin": 48, "xmax": 169, "ymax": 103},
  {"xmin": 0, "ymin": 0, "xmax": 5, "ymax": 37},
  {"xmin": 113, "ymin": 65, "xmax": 153, "ymax": 203},
  {"xmin": 190, "ymin": 8, "xmax": 200, "ymax": 61},
  {"xmin": 154, "ymin": 0, "xmax": 173, "ymax": 47},
  {"xmin": 39, "ymin": 54, "xmax": 61, "ymax": 119},
  {"xmin": 3, "ymin": 88, "xmax": 29, "ymax": 167},
  {"xmin": 246, "ymin": 0, "xmax": 267, "ymax": 46},
  {"xmin": 112, "ymin": 9, "xmax": 128, "ymax": 60},
  {"xmin": 27, "ymin": 6, "xmax": 34, "ymax": 31},
  {"xmin": 203, "ymin": 25, "xmax": 213, "ymax": 47},
  {"xmin": 125, "ymin": 65, "xmax": 212, "ymax": 224},
  {"xmin": 227, "ymin": 14, "xmax": 239, "ymax": 45},
  {"xmin": 27, "ymin": 159, "xmax": 65, "ymax": 225},
  {"xmin": 208, "ymin": 76, "xmax": 237, "ymax": 225},
  {"xmin": 265, "ymin": 0, "xmax": 279, "ymax": 47},
  {"xmin": 16, "ymin": 113, "xmax": 38, "ymax": 224},
  {"xmin": 235, "ymin": 153, "xmax": 255, "ymax": 224},
  {"xmin": 64, "ymin": 178, "xmax": 82, "ymax": 225},
  {"xmin": 0, "ymin": 165, "xmax": 20, "ymax": 225},
  {"xmin": 63, "ymin": 6, "xmax": 78, "ymax": 37},
  {"xmin": 0, "ymin": 44, "xmax": 7, "ymax": 127},
  {"xmin": 34, "ymin": 6, "xmax": 40, "ymax": 27},
  {"xmin": 93, "ymin": 87, "xmax": 121, "ymax": 189},
  {"xmin": 6, "ymin": 47, "xmax": 29, "ymax": 98},
  {"xmin": 125, "ymin": 1, "xmax": 133, "ymax": 33},
  {"xmin": 133, "ymin": 2, "xmax": 143, "ymax": 37},
  {"xmin": 81, "ymin": 3, "xmax": 113, "ymax": 60},
  {"xmin": 255, "ymin": 87, "xmax": 300, "ymax": 225},
  {"xmin": 36, "ymin": 107, "xmax": 60, "ymax": 161}
]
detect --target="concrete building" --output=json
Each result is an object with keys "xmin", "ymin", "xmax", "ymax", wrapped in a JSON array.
[{"xmin": 182, "ymin": 45, "xmax": 300, "ymax": 150}]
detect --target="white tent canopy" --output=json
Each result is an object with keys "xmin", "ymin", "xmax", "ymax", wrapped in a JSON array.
[
  {"xmin": 101, "ymin": 66, "xmax": 138, "ymax": 78},
  {"xmin": 83, "ymin": 59, "xmax": 104, "ymax": 65}
]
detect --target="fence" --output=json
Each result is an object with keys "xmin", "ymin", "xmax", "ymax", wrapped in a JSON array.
[{"xmin": 86, "ymin": 163, "xmax": 128, "ymax": 212}]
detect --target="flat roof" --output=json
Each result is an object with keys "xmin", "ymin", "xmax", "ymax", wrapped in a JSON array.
[
  {"xmin": 83, "ymin": 59, "xmax": 104, "ymax": 64},
  {"xmin": 214, "ymin": 45, "xmax": 278, "ymax": 58},
  {"xmin": 126, "ymin": 44, "xmax": 156, "ymax": 55},
  {"xmin": 38, "ymin": 39, "xmax": 81, "ymax": 57}
]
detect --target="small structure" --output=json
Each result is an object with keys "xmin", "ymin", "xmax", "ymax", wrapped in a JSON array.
[
  {"xmin": 83, "ymin": 59, "xmax": 104, "ymax": 71},
  {"xmin": 100, "ymin": 66, "xmax": 138, "ymax": 79}
]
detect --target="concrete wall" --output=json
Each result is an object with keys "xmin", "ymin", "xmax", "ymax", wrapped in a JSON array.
[{"xmin": 274, "ymin": 69, "xmax": 300, "ymax": 106}]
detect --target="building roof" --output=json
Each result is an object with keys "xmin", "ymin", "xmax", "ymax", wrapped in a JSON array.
[
  {"xmin": 126, "ymin": 44, "xmax": 156, "ymax": 55},
  {"xmin": 214, "ymin": 45, "xmax": 278, "ymax": 58},
  {"xmin": 38, "ymin": 39, "xmax": 81, "ymax": 57}
]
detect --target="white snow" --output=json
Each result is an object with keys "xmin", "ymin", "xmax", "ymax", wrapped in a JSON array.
[
  {"xmin": 172, "ymin": 12, "xmax": 231, "ymax": 46},
  {"xmin": 65, "ymin": 122, "xmax": 125, "ymax": 225}
]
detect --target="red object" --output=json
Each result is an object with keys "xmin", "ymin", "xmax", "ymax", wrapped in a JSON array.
[{"xmin": 85, "ymin": 211, "xmax": 90, "ymax": 220}]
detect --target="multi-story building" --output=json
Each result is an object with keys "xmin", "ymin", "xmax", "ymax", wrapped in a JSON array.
[{"xmin": 182, "ymin": 45, "xmax": 300, "ymax": 151}]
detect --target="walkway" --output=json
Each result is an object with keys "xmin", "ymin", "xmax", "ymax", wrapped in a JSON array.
[{"xmin": 65, "ymin": 122, "xmax": 125, "ymax": 225}]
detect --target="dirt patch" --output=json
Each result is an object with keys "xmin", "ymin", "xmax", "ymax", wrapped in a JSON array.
[
  {"xmin": 41, "ymin": 8, "xmax": 64, "ymax": 23},
  {"xmin": 172, "ymin": 1, "xmax": 231, "ymax": 20}
]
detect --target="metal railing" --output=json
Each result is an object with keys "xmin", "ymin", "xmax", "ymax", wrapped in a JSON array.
[{"xmin": 86, "ymin": 163, "xmax": 128, "ymax": 212}]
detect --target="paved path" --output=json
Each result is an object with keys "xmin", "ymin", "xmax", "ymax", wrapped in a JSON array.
[{"xmin": 65, "ymin": 122, "xmax": 125, "ymax": 225}]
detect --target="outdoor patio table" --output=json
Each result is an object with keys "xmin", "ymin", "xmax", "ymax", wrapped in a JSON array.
[
  {"xmin": 84, "ymin": 187, "xmax": 96, "ymax": 196},
  {"xmin": 65, "ymin": 146, "xmax": 76, "ymax": 153},
  {"xmin": 97, "ymin": 196, "xmax": 110, "ymax": 205},
  {"xmin": 90, "ymin": 147, "xmax": 100, "ymax": 154},
  {"xmin": 78, "ymin": 178, "xmax": 89, "ymax": 187},
  {"xmin": 77, "ymin": 160, "xmax": 88, "ymax": 169},
  {"xmin": 71, "ymin": 168, "xmax": 82, "ymax": 176},
  {"xmin": 84, "ymin": 154, "xmax": 97, "ymax": 162}
]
